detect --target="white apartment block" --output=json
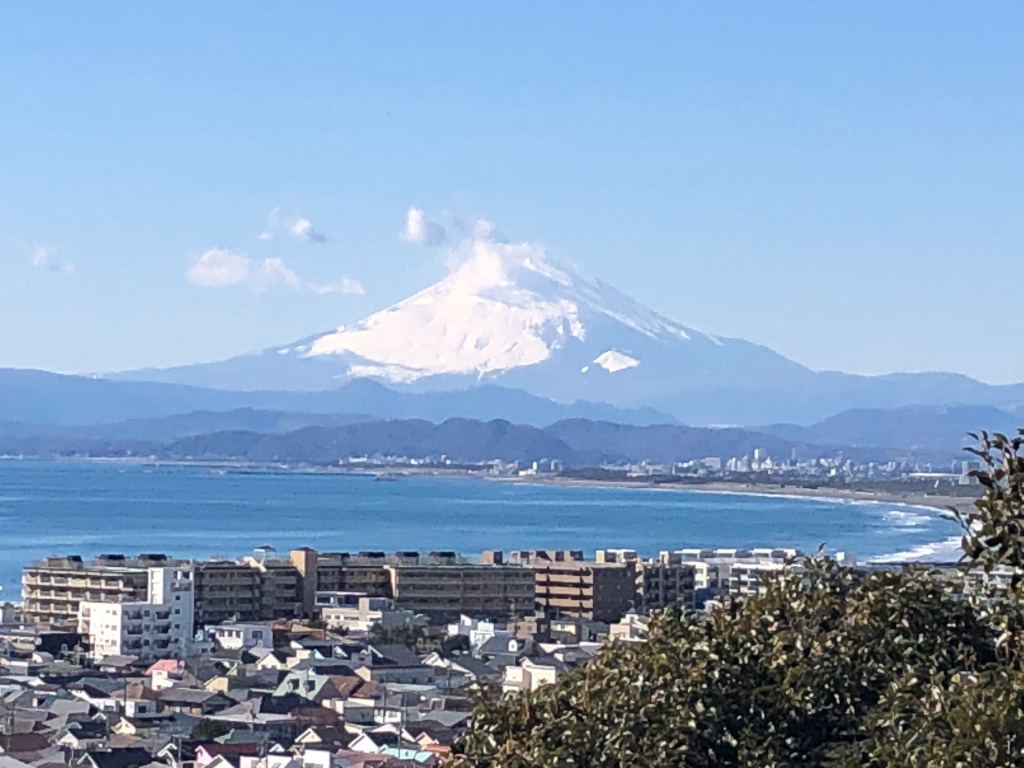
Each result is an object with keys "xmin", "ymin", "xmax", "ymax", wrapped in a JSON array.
[{"xmin": 78, "ymin": 565, "xmax": 194, "ymax": 661}]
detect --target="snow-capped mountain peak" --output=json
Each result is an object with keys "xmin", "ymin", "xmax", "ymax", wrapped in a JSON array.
[
  {"xmin": 112, "ymin": 216, "xmax": 813, "ymax": 408},
  {"xmin": 306, "ymin": 234, "xmax": 707, "ymax": 383}
]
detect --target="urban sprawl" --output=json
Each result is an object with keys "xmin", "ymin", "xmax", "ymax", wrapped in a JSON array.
[{"xmin": 0, "ymin": 543, "xmax": 872, "ymax": 767}]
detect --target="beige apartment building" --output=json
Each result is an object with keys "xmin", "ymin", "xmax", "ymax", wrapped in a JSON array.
[
  {"xmin": 21, "ymin": 554, "xmax": 172, "ymax": 629},
  {"xmin": 508, "ymin": 549, "xmax": 636, "ymax": 623},
  {"xmin": 532, "ymin": 561, "xmax": 637, "ymax": 622},
  {"xmin": 387, "ymin": 564, "xmax": 536, "ymax": 620}
]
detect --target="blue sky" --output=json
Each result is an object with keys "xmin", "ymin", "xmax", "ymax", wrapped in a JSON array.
[{"xmin": 1, "ymin": 3, "xmax": 1021, "ymax": 382}]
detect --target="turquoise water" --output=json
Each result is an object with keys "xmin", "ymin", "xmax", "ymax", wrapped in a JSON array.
[{"xmin": 0, "ymin": 459, "xmax": 961, "ymax": 597}]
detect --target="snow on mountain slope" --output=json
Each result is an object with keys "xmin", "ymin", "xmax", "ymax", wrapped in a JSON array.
[
  {"xmin": 304, "ymin": 235, "xmax": 716, "ymax": 383},
  {"xmin": 112, "ymin": 220, "xmax": 815, "ymax": 412}
]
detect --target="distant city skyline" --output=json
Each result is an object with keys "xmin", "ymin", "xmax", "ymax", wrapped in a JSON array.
[{"xmin": 1, "ymin": 3, "xmax": 1022, "ymax": 383}]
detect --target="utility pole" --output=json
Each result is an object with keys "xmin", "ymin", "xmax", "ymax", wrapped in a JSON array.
[{"xmin": 2, "ymin": 704, "xmax": 15, "ymax": 755}]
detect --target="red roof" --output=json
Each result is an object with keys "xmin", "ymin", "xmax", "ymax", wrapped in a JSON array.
[{"xmin": 145, "ymin": 659, "xmax": 182, "ymax": 675}]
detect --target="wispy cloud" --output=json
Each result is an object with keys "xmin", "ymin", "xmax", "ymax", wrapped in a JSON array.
[
  {"xmin": 400, "ymin": 206, "xmax": 447, "ymax": 246},
  {"xmin": 252, "ymin": 257, "xmax": 302, "ymax": 293},
  {"xmin": 186, "ymin": 248, "xmax": 252, "ymax": 287},
  {"xmin": 30, "ymin": 243, "xmax": 75, "ymax": 275},
  {"xmin": 187, "ymin": 248, "xmax": 360, "ymax": 296},
  {"xmin": 309, "ymin": 277, "xmax": 365, "ymax": 295},
  {"xmin": 259, "ymin": 207, "xmax": 328, "ymax": 244}
]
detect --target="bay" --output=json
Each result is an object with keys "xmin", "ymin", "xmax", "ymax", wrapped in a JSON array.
[{"xmin": 0, "ymin": 459, "xmax": 960, "ymax": 598}]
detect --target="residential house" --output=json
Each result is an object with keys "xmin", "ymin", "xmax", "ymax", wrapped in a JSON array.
[
  {"xmin": 76, "ymin": 747, "xmax": 155, "ymax": 768},
  {"xmin": 419, "ymin": 653, "xmax": 499, "ymax": 690},
  {"xmin": 158, "ymin": 689, "xmax": 235, "ymax": 717},
  {"xmin": 195, "ymin": 743, "xmax": 261, "ymax": 768},
  {"xmin": 501, "ymin": 656, "xmax": 567, "ymax": 694}
]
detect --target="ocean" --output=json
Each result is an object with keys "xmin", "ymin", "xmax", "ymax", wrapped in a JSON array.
[{"xmin": 0, "ymin": 459, "xmax": 963, "ymax": 598}]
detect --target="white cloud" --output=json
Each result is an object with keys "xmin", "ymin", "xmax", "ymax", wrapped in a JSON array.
[
  {"xmin": 252, "ymin": 257, "xmax": 302, "ymax": 293},
  {"xmin": 187, "ymin": 248, "xmax": 362, "ymax": 297},
  {"xmin": 30, "ymin": 243, "xmax": 75, "ymax": 275},
  {"xmin": 401, "ymin": 206, "xmax": 447, "ymax": 246},
  {"xmin": 259, "ymin": 207, "xmax": 328, "ymax": 244},
  {"xmin": 289, "ymin": 218, "xmax": 327, "ymax": 244},
  {"xmin": 309, "ymin": 277, "xmax": 365, "ymax": 295},
  {"xmin": 186, "ymin": 248, "xmax": 252, "ymax": 287}
]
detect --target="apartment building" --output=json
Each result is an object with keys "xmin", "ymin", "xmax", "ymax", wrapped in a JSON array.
[
  {"xmin": 635, "ymin": 552, "xmax": 697, "ymax": 613},
  {"xmin": 78, "ymin": 565, "xmax": 195, "ymax": 661},
  {"xmin": 194, "ymin": 551, "xmax": 308, "ymax": 625},
  {"xmin": 387, "ymin": 564, "xmax": 536, "ymax": 621},
  {"xmin": 21, "ymin": 554, "xmax": 172, "ymax": 629},
  {"xmin": 315, "ymin": 552, "xmax": 395, "ymax": 598},
  {"xmin": 509, "ymin": 551, "xmax": 635, "ymax": 623},
  {"xmin": 677, "ymin": 548, "xmax": 802, "ymax": 599},
  {"xmin": 243, "ymin": 555, "xmax": 304, "ymax": 620},
  {"xmin": 193, "ymin": 560, "xmax": 263, "ymax": 626}
]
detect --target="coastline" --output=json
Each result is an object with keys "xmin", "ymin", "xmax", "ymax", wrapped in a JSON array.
[
  {"xmin": 497, "ymin": 475, "xmax": 975, "ymax": 516},
  {"xmin": 2, "ymin": 456, "xmax": 976, "ymax": 517}
]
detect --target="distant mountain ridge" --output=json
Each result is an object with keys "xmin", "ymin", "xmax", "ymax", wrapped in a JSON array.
[
  {"xmin": 0, "ymin": 410, "xmax": 982, "ymax": 467},
  {"xmin": 759, "ymin": 404, "xmax": 1022, "ymax": 454},
  {"xmin": 0, "ymin": 368, "xmax": 676, "ymax": 429},
  {"xmin": 0, "ymin": 416, "xmax": 826, "ymax": 467}
]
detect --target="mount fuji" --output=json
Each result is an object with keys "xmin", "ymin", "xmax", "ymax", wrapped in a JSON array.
[{"xmin": 115, "ymin": 231, "xmax": 1024, "ymax": 425}]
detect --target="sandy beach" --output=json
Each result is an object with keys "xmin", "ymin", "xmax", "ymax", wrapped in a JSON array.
[{"xmin": 498, "ymin": 475, "xmax": 977, "ymax": 516}]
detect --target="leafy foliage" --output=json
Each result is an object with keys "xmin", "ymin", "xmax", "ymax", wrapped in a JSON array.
[
  {"xmin": 369, "ymin": 621, "xmax": 427, "ymax": 649},
  {"xmin": 960, "ymin": 430, "xmax": 1024, "ymax": 587},
  {"xmin": 189, "ymin": 717, "xmax": 230, "ymax": 742},
  {"xmin": 450, "ymin": 433, "xmax": 1024, "ymax": 767}
]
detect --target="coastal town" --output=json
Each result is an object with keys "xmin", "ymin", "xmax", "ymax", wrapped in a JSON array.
[{"xmin": 0, "ymin": 543, "xmax": 849, "ymax": 767}]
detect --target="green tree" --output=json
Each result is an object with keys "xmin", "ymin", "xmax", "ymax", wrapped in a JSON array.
[
  {"xmin": 369, "ymin": 621, "xmax": 427, "ymax": 649},
  {"xmin": 450, "ymin": 432, "xmax": 1024, "ymax": 768},
  {"xmin": 190, "ymin": 718, "xmax": 230, "ymax": 742}
]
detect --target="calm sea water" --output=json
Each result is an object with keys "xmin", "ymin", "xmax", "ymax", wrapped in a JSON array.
[{"xmin": 0, "ymin": 459, "xmax": 962, "ymax": 597}]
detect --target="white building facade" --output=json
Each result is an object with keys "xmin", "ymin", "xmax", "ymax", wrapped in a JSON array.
[
  {"xmin": 204, "ymin": 621, "xmax": 273, "ymax": 650},
  {"xmin": 78, "ymin": 565, "xmax": 194, "ymax": 661}
]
